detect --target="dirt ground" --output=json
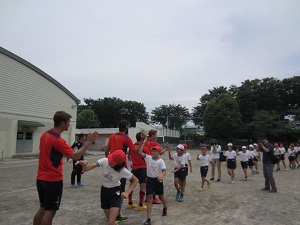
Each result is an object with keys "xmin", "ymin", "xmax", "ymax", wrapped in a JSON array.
[{"xmin": 0, "ymin": 149, "xmax": 300, "ymax": 225}]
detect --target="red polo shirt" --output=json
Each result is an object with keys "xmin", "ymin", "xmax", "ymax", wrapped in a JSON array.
[
  {"xmin": 37, "ymin": 129, "xmax": 74, "ymax": 182},
  {"xmin": 128, "ymin": 142, "xmax": 151, "ymax": 170},
  {"xmin": 108, "ymin": 132, "xmax": 135, "ymax": 153}
]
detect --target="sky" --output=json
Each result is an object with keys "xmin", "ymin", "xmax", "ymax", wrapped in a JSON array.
[{"xmin": 1, "ymin": 1, "xmax": 300, "ymax": 113}]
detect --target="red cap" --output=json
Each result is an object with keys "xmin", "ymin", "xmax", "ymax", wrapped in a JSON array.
[
  {"xmin": 108, "ymin": 150, "xmax": 126, "ymax": 165},
  {"xmin": 151, "ymin": 145, "xmax": 163, "ymax": 153},
  {"xmin": 274, "ymin": 143, "xmax": 278, "ymax": 147},
  {"xmin": 183, "ymin": 144, "xmax": 188, "ymax": 149},
  {"xmin": 290, "ymin": 143, "xmax": 294, "ymax": 147},
  {"xmin": 201, "ymin": 146, "xmax": 208, "ymax": 151}
]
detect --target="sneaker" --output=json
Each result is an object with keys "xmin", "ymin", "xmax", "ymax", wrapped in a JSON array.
[
  {"xmin": 243, "ymin": 177, "xmax": 247, "ymax": 181},
  {"xmin": 216, "ymin": 179, "xmax": 221, "ymax": 182},
  {"xmin": 77, "ymin": 182, "xmax": 84, "ymax": 187},
  {"xmin": 251, "ymin": 171, "xmax": 255, "ymax": 175},
  {"xmin": 261, "ymin": 187, "xmax": 270, "ymax": 191},
  {"xmin": 198, "ymin": 187, "xmax": 204, "ymax": 191},
  {"xmin": 162, "ymin": 207, "xmax": 168, "ymax": 216},
  {"xmin": 71, "ymin": 184, "xmax": 77, "ymax": 188},
  {"xmin": 143, "ymin": 218, "xmax": 151, "ymax": 225},
  {"xmin": 230, "ymin": 180, "xmax": 235, "ymax": 184},
  {"xmin": 175, "ymin": 190, "xmax": 181, "ymax": 200},
  {"xmin": 255, "ymin": 171, "xmax": 259, "ymax": 174},
  {"xmin": 138, "ymin": 204, "xmax": 147, "ymax": 211},
  {"xmin": 116, "ymin": 215, "xmax": 128, "ymax": 222},
  {"xmin": 207, "ymin": 182, "xmax": 211, "ymax": 188},
  {"xmin": 178, "ymin": 195, "xmax": 184, "ymax": 202},
  {"xmin": 285, "ymin": 168, "xmax": 288, "ymax": 171},
  {"xmin": 152, "ymin": 199, "xmax": 162, "ymax": 204},
  {"xmin": 269, "ymin": 188, "xmax": 277, "ymax": 193},
  {"xmin": 127, "ymin": 203, "xmax": 138, "ymax": 209},
  {"xmin": 210, "ymin": 178, "xmax": 214, "ymax": 181}
]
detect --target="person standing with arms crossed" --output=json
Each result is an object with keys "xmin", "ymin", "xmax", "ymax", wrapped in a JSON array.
[
  {"xmin": 33, "ymin": 111, "xmax": 98, "ymax": 225},
  {"xmin": 259, "ymin": 137, "xmax": 277, "ymax": 192}
]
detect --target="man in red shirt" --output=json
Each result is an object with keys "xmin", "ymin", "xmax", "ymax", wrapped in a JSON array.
[
  {"xmin": 33, "ymin": 111, "xmax": 98, "ymax": 225},
  {"xmin": 127, "ymin": 131, "xmax": 151, "ymax": 211},
  {"xmin": 105, "ymin": 119, "xmax": 136, "ymax": 222}
]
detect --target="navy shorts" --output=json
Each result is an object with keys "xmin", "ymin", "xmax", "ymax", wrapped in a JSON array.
[
  {"xmin": 227, "ymin": 159, "xmax": 236, "ymax": 169},
  {"xmin": 36, "ymin": 180, "xmax": 63, "ymax": 210},
  {"xmin": 146, "ymin": 177, "xmax": 164, "ymax": 196},
  {"xmin": 177, "ymin": 167, "xmax": 187, "ymax": 181},
  {"xmin": 200, "ymin": 166, "xmax": 208, "ymax": 177},
  {"xmin": 279, "ymin": 154, "xmax": 285, "ymax": 161},
  {"xmin": 241, "ymin": 161, "xmax": 249, "ymax": 169},
  {"xmin": 101, "ymin": 186, "xmax": 121, "ymax": 209},
  {"xmin": 174, "ymin": 168, "xmax": 179, "ymax": 178},
  {"xmin": 132, "ymin": 168, "xmax": 147, "ymax": 183},
  {"xmin": 289, "ymin": 156, "xmax": 295, "ymax": 162}
]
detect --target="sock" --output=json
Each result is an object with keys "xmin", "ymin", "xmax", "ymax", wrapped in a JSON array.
[
  {"xmin": 128, "ymin": 191, "xmax": 133, "ymax": 204},
  {"xmin": 139, "ymin": 191, "xmax": 145, "ymax": 206}
]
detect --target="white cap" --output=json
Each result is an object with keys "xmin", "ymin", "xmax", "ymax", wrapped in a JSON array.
[
  {"xmin": 249, "ymin": 144, "xmax": 254, "ymax": 148},
  {"xmin": 227, "ymin": 143, "xmax": 233, "ymax": 146},
  {"xmin": 242, "ymin": 146, "xmax": 246, "ymax": 149},
  {"xmin": 253, "ymin": 143, "xmax": 258, "ymax": 146},
  {"xmin": 176, "ymin": 144, "xmax": 185, "ymax": 150}
]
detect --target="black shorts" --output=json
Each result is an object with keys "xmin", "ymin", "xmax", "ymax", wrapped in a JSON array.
[
  {"xmin": 177, "ymin": 167, "xmax": 187, "ymax": 181},
  {"xmin": 174, "ymin": 168, "xmax": 179, "ymax": 178},
  {"xmin": 132, "ymin": 168, "xmax": 147, "ymax": 183},
  {"xmin": 200, "ymin": 166, "xmax": 208, "ymax": 177},
  {"xmin": 185, "ymin": 164, "xmax": 189, "ymax": 176},
  {"xmin": 253, "ymin": 157, "xmax": 259, "ymax": 162},
  {"xmin": 146, "ymin": 177, "xmax": 164, "ymax": 196},
  {"xmin": 248, "ymin": 159, "xmax": 254, "ymax": 166},
  {"xmin": 279, "ymin": 154, "xmax": 285, "ymax": 161},
  {"xmin": 227, "ymin": 159, "xmax": 236, "ymax": 169},
  {"xmin": 241, "ymin": 161, "xmax": 248, "ymax": 169},
  {"xmin": 36, "ymin": 180, "xmax": 63, "ymax": 210},
  {"xmin": 288, "ymin": 156, "xmax": 295, "ymax": 162},
  {"xmin": 101, "ymin": 186, "xmax": 121, "ymax": 209}
]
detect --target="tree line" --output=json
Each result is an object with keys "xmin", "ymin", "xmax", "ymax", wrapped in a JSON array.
[{"xmin": 76, "ymin": 76, "xmax": 300, "ymax": 144}]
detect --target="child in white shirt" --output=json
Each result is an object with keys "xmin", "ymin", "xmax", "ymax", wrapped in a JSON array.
[{"xmin": 197, "ymin": 146, "xmax": 213, "ymax": 191}]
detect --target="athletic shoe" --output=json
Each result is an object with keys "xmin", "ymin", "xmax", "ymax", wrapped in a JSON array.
[
  {"xmin": 210, "ymin": 178, "xmax": 214, "ymax": 181},
  {"xmin": 207, "ymin": 182, "xmax": 211, "ymax": 188},
  {"xmin": 178, "ymin": 195, "xmax": 184, "ymax": 202},
  {"xmin": 269, "ymin": 188, "xmax": 277, "ymax": 193},
  {"xmin": 243, "ymin": 177, "xmax": 247, "ymax": 181},
  {"xmin": 116, "ymin": 215, "xmax": 128, "ymax": 223},
  {"xmin": 143, "ymin": 218, "xmax": 151, "ymax": 225},
  {"xmin": 138, "ymin": 205, "xmax": 147, "ymax": 211},
  {"xmin": 162, "ymin": 207, "xmax": 168, "ymax": 216},
  {"xmin": 255, "ymin": 171, "xmax": 259, "ymax": 174},
  {"xmin": 217, "ymin": 179, "xmax": 220, "ymax": 182},
  {"xmin": 198, "ymin": 187, "xmax": 204, "ymax": 191},
  {"xmin": 71, "ymin": 184, "xmax": 77, "ymax": 188},
  {"xmin": 77, "ymin": 182, "xmax": 84, "ymax": 187},
  {"xmin": 152, "ymin": 199, "xmax": 162, "ymax": 204},
  {"xmin": 175, "ymin": 190, "xmax": 181, "ymax": 200},
  {"xmin": 230, "ymin": 180, "xmax": 235, "ymax": 184},
  {"xmin": 127, "ymin": 203, "xmax": 138, "ymax": 209},
  {"xmin": 285, "ymin": 168, "xmax": 288, "ymax": 171},
  {"xmin": 261, "ymin": 187, "xmax": 270, "ymax": 191}
]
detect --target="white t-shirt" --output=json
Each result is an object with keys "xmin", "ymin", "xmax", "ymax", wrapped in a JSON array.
[
  {"xmin": 225, "ymin": 150, "xmax": 236, "ymax": 159},
  {"xmin": 238, "ymin": 150, "xmax": 250, "ymax": 162},
  {"xmin": 279, "ymin": 147, "xmax": 286, "ymax": 154},
  {"xmin": 295, "ymin": 146, "xmax": 300, "ymax": 153},
  {"xmin": 288, "ymin": 148, "xmax": 295, "ymax": 156},
  {"xmin": 96, "ymin": 158, "xmax": 133, "ymax": 188},
  {"xmin": 253, "ymin": 149, "xmax": 259, "ymax": 157},
  {"xmin": 197, "ymin": 154, "xmax": 211, "ymax": 167},
  {"xmin": 184, "ymin": 152, "xmax": 191, "ymax": 166},
  {"xmin": 211, "ymin": 145, "xmax": 220, "ymax": 159},
  {"xmin": 274, "ymin": 147, "xmax": 281, "ymax": 155},
  {"xmin": 143, "ymin": 154, "xmax": 166, "ymax": 178},
  {"xmin": 248, "ymin": 150, "xmax": 255, "ymax": 159},
  {"xmin": 172, "ymin": 153, "xmax": 185, "ymax": 168}
]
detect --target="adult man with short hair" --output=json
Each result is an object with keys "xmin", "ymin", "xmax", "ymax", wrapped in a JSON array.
[
  {"xmin": 259, "ymin": 137, "xmax": 277, "ymax": 193},
  {"xmin": 33, "ymin": 111, "xmax": 98, "ymax": 225}
]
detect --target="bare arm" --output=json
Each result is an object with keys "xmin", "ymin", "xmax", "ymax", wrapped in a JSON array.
[
  {"xmin": 76, "ymin": 161, "xmax": 97, "ymax": 171},
  {"xmin": 69, "ymin": 132, "xmax": 98, "ymax": 161},
  {"xmin": 122, "ymin": 176, "xmax": 139, "ymax": 198},
  {"xmin": 158, "ymin": 170, "xmax": 166, "ymax": 181}
]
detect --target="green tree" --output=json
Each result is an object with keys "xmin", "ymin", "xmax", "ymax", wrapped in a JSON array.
[
  {"xmin": 151, "ymin": 104, "xmax": 190, "ymax": 130},
  {"xmin": 76, "ymin": 109, "xmax": 99, "ymax": 128},
  {"xmin": 203, "ymin": 93, "xmax": 242, "ymax": 140}
]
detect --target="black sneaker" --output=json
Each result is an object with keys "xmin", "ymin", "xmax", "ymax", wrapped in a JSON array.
[
  {"xmin": 210, "ymin": 178, "xmax": 214, "ymax": 181},
  {"xmin": 143, "ymin": 218, "xmax": 151, "ymax": 225},
  {"xmin": 116, "ymin": 215, "xmax": 128, "ymax": 223},
  {"xmin": 162, "ymin": 207, "xmax": 168, "ymax": 216}
]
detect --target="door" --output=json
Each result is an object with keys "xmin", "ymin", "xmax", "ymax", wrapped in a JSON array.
[{"xmin": 16, "ymin": 131, "xmax": 33, "ymax": 153}]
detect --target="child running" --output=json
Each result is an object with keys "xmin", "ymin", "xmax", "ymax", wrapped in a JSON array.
[
  {"xmin": 76, "ymin": 150, "xmax": 138, "ymax": 225},
  {"xmin": 237, "ymin": 146, "xmax": 250, "ymax": 181},
  {"xmin": 225, "ymin": 143, "xmax": 237, "ymax": 184},
  {"xmin": 197, "ymin": 146, "xmax": 212, "ymax": 191},
  {"xmin": 139, "ymin": 137, "xmax": 167, "ymax": 225}
]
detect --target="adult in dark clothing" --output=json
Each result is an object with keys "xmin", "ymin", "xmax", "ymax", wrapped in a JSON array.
[
  {"xmin": 259, "ymin": 137, "xmax": 277, "ymax": 192},
  {"xmin": 71, "ymin": 134, "xmax": 86, "ymax": 188}
]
